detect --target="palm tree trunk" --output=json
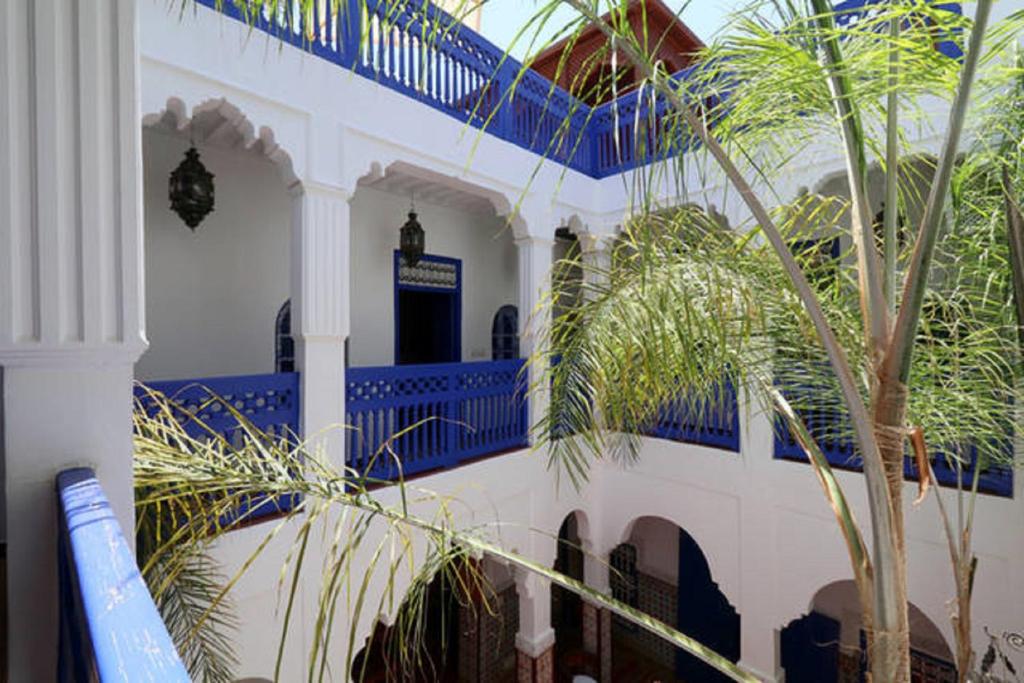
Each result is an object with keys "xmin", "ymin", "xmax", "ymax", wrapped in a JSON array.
[{"xmin": 870, "ymin": 376, "xmax": 911, "ymax": 682}]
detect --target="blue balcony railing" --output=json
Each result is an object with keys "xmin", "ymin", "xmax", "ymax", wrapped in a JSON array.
[
  {"xmin": 57, "ymin": 468, "xmax": 189, "ymax": 682},
  {"xmin": 346, "ymin": 359, "xmax": 529, "ymax": 479},
  {"xmin": 134, "ymin": 372, "xmax": 302, "ymax": 522},
  {"xmin": 195, "ymin": 0, "xmax": 962, "ymax": 180},
  {"xmin": 774, "ymin": 382, "xmax": 1014, "ymax": 498},
  {"xmin": 646, "ymin": 380, "xmax": 741, "ymax": 452}
]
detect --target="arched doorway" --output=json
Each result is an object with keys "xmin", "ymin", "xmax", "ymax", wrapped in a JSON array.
[
  {"xmin": 780, "ymin": 580, "xmax": 956, "ymax": 683},
  {"xmin": 675, "ymin": 528, "xmax": 740, "ymax": 682},
  {"xmin": 551, "ymin": 512, "xmax": 587, "ymax": 681},
  {"xmin": 351, "ymin": 570, "xmax": 463, "ymax": 682},
  {"xmin": 610, "ymin": 517, "xmax": 740, "ymax": 682},
  {"xmin": 491, "ymin": 305, "xmax": 519, "ymax": 360}
]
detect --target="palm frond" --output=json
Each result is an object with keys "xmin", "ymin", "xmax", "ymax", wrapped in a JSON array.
[{"xmin": 133, "ymin": 389, "xmax": 760, "ymax": 682}]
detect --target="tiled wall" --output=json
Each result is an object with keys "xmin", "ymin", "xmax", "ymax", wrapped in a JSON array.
[
  {"xmin": 459, "ymin": 584, "xmax": 519, "ymax": 682},
  {"xmin": 613, "ymin": 571, "xmax": 679, "ymax": 670}
]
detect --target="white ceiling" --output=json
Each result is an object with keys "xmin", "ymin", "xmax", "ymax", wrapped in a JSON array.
[{"xmin": 360, "ymin": 164, "xmax": 501, "ymax": 216}]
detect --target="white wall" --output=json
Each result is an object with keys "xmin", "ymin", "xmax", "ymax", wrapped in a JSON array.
[
  {"xmin": 629, "ymin": 516, "xmax": 680, "ymax": 585},
  {"xmin": 136, "ymin": 130, "xmax": 292, "ymax": 381},
  {"xmin": 348, "ymin": 185, "xmax": 518, "ymax": 367}
]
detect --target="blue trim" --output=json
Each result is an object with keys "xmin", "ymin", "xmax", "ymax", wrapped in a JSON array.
[
  {"xmin": 134, "ymin": 373, "xmax": 303, "ymax": 522},
  {"xmin": 773, "ymin": 380, "xmax": 1014, "ymax": 498},
  {"xmin": 645, "ymin": 380, "xmax": 741, "ymax": 452},
  {"xmin": 193, "ymin": 0, "xmax": 963, "ymax": 180},
  {"xmin": 393, "ymin": 251, "xmax": 462, "ymax": 365},
  {"xmin": 57, "ymin": 468, "xmax": 190, "ymax": 682},
  {"xmin": 345, "ymin": 359, "xmax": 528, "ymax": 478}
]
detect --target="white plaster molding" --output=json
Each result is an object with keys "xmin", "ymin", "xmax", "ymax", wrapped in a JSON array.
[
  {"xmin": 143, "ymin": 96, "xmax": 300, "ymax": 187},
  {"xmin": 292, "ymin": 186, "xmax": 351, "ymax": 340},
  {"xmin": 0, "ymin": 343, "xmax": 148, "ymax": 368},
  {"xmin": 515, "ymin": 628, "xmax": 556, "ymax": 658}
]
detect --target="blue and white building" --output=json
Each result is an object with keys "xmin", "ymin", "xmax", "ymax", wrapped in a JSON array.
[{"xmin": 1, "ymin": 0, "xmax": 1022, "ymax": 681}]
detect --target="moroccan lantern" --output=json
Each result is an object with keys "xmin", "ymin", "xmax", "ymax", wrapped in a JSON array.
[
  {"xmin": 399, "ymin": 203, "xmax": 425, "ymax": 266},
  {"xmin": 169, "ymin": 146, "xmax": 215, "ymax": 231}
]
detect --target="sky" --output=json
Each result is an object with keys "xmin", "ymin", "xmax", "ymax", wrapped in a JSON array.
[{"xmin": 477, "ymin": 0, "xmax": 751, "ymax": 58}]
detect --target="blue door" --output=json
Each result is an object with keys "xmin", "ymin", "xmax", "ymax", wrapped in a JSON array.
[
  {"xmin": 781, "ymin": 611, "xmax": 840, "ymax": 683},
  {"xmin": 675, "ymin": 529, "xmax": 741, "ymax": 682},
  {"xmin": 394, "ymin": 252, "xmax": 461, "ymax": 365}
]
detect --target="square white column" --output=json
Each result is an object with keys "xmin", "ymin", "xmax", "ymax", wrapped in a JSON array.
[
  {"xmin": 0, "ymin": 0, "xmax": 146, "ymax": 678},
  {"xmin": 515, "ymin": 235, "xmax": 554, "ymax": 438},
  {"xmin": 291, "ymin": 182, "xmax": 352, "ymax": 468}
]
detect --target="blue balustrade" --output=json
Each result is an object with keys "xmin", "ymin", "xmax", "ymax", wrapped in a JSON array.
[
  {"xmin": 194, "ymin": 0, "xmax": 962, "ymax": 179},
  {"xmin": 647, "ymin": 380, "xmax": 741, "ymax": 452},
  {"xmin": 346, "ymin": 359, "xmax": 529, "ymax": 479},
  {"xmin": 833, "ymin": 0, "xmax": 963, "ymax": 59},
  {"xmin": 774, "ymin": 382, "xmax": 1014, "ymax": 498},
  {"xmin": 134, "ymin": 372, "xmax": 302, "ymax": 521},
  {"xmin": 57, "ymin": 468, "xmax": 190, "ymax": 682}
]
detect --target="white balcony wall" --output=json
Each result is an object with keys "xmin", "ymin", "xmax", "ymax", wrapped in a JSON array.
[
  {"xmin": 137, "ymin": 129, "xmax": 291, "ymax": 381},
  {"xmin": 348, "ymin": 185, "xmax": 518, "ymax": 367}
]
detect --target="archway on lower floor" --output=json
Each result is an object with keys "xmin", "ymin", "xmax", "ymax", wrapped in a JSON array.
[
  {"xmin": 779, "ymin": 580, "xmax": 955, "ymax": 683},
  {"xmin": 351, "ymin": 557, "xmax": 519, "ymax": 683},
  {"xmin": 351, "ymin": 570, "xmax": 463, "ymax": 682},
  {"xmin": 551, "ymin": 512, "xmax": 587, "ymax": 681},
  {"xmin": 610, "ymin": 516, "xmax": 740, "ymax": 683}
]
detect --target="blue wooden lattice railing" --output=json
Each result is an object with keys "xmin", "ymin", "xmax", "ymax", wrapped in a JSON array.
[
  {"xmin": 646, "ymin": 380, "xmax": 741, "ymax": 452},
  {"xmin": 57, "ymin": 468, "xmax": 190, "ymax": 682},
  {"xmin": 134, "ymin": 372, "xmax": 302, "ymax": 522},
  {"xmin": 196, "ymin": 0, "xmax": 962, "ymax": 180},
  {"xmin": 346, "ymin": 359, "xmax": 529, "ymax": 478},
  {"xmin": 774, "ymin": 383, "xmax": 1014, "ymax": 498}
]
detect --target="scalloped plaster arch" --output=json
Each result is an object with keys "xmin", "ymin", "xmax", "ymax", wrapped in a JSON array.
[
  {"xmin": 602, "ymin": 497, "xmax": 741, "ymax": 602},
  {"xmin": 347, "ymin": 156, "xmax": 540, "ymax": 240},
  {"xmin": 142, "ymin": 96, "xmax": 300, "ymax": 190},
  {"xmin": 613, "ymin": 514, "xmax": 740, "ymax": 622},
  {"xmin": 782, "ymin": 579, "xmax": 954, "ymax": 662}
]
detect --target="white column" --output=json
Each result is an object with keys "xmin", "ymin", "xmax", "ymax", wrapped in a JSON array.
[
  {"xmin": 738, "ymin": 382, "xmax": 785, "ymax": 682},
  {"xmin": 515, "ymin": 235, "xmax": 554, "ymax": 438},
  {"xmin": 577, "ymin": 232, "xmax": 614, "ymax": 296},
  {"xmin": 514, "ymin": 571, "xmax": 556, "ymax": 682},
  {"xmin": 291, "ymin": 182, "xmax": 351, "ymax": 468},
  {"xmin": 0, "ymin": 0, "xmax": 145, "ymax": 679}
]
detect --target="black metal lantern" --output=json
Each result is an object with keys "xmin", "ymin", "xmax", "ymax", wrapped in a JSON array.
[
  {"xmin": 169, "ymin": 146, "xmax": 215, "ymax": 231},
  {"xmin": 399, "ymin": 206, "xmax": 425, "ymax": 266}
]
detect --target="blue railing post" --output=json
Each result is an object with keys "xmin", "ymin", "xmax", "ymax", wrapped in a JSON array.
[
  {"xmin": 339, "ymin": 0, "xmax": 363, "ymax": 68},
  {"xmin": 446, "ymin": 363, "xmax": 461, "ymax": 467},
  {"xmin": 196, "ymin": 0, "xmax": 963, "ymax": 180},
  {"xmin": 495, "ymin": 59, "xmax": 521, "ymax": 143}
]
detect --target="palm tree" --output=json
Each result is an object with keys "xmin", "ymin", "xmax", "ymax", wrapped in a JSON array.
[{"xmin": 528, "ymin": 2, "xmax": 1023, "ymax": 682}]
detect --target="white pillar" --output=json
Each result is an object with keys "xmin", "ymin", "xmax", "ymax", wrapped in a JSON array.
[
  {"xmin": 738, "ymin": 382, "xmax": 785, "ymax": 682},
  {"xmin": 581, "ymin": 542, "xmax": 614, "ymax": 683},
  {"xmin": 0, "ymin": 0, "xmax": 145, "ymax": 679},
  {"xmin": 515, "ymin": 235, "xmax": 554, "ymax": 438},
  {"xmin": 577, "ymin": 232, "xmax": 615, "ymax": 296},
  {"xmin": 291, "ymin": 182, "xmax": 351, "ymax": 468},
  {"xmin": 514, "ymin": 571, "xmax": 556, "ymax": 683}
]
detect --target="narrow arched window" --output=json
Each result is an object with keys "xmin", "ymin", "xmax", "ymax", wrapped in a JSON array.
[
  {"xmin": 491, "ymin": 305, "xmax": 519, "ymax": 360},
  {"xmin": 275, "ymin": 300, "xmax": 294, "ymax": 373}
]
